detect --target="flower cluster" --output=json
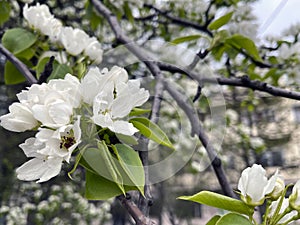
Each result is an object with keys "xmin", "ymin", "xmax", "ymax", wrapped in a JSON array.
[
  {"xmin": 0, "ymin": 66, "xmax": 149, "ymax": 183},
  {"xmin": 238, "ymin": 164, "xmax": 300, "ymax": 224},
  {"xmin": 0, "ymin": 182, "xmax": 112, "ymax": 225},
  {"xmin": 23, "ymin": 3, "xmax": 103, "ymax": 64}
]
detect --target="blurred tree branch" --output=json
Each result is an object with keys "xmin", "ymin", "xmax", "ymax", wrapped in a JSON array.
[
  {"xmin": 0, "ymin": 43, "xmax": 37, "ymax": 84},
  {"xmin": 91, "ymin": 2, "xmax": 236, "ymax": 223}
]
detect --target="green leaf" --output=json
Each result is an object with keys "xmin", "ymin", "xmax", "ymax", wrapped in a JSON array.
[
  {"xmin": 262, "ymin": 68, "xmax": 277, "ymax": 81},
  {"xmin": 171, "ymin": 35, "xmax": 202, "ymax": 45},
  {"xmin": 15, "ymin": 48, "xmax": 35, "ymax": 60},
  {"xmin": 85, "ymin": 170, "xmax": 140, "ymax": 200},
  {"xmin": 129, "ymin": 108, "xmax": 151, "ymax": 117},
  {"xmin": 129, "ymin": 117, "xmax": 174, "ymax": 150},
  {"xmin": 210, "ymin": 30, "xmax": 229, "ymax": 49},
  {"xmin": 114, "ymin": 144, "xmax": 145, "ymax": 195},
  {"xmin": 81, "ymin": 142, "xmax": 125, "ymax": 195},
  {"xmin": 208, "ymin": 12, "xmax": 233, "ymax": 30},
  {"xmin": 124, "ymin": 2, "xmax": 134, "ymax": 24},
  {"xmin": 116, "ymin": 133, "xmax": 138, "ymax": 145},
  {"xmin": 4, "ymin": 58, "xmax": 32, "ymax": 85},
  {"xmin": 216, "ymin": 213, "xmax": 252, "ymax": 225},
  {"xmin": 85, "ymin": 170, "xmax": 135, "ymax": 200},
  {"xmin": 211, "ymin": 44, "xmax": 228, "ymax": 61},
  {"xmin": 177, "ymin": 191, "xmax": 254, "ymax": 216},
  {"xmin": 47, "ymin": 62, "xmax": 72, "ymax": 81},
  {"xmin": 37, "ymin": 58, "xmax": 72, "ymax": 80},
  {"xmin": 225, "ymin": 34, "xmax": 262, "ymax": 62},
  {"xmin": 85, "ymin": 170, "xmax": 123, "ymax": 200},
  {"xmin": 0, "ymin": 1, "xmax": 11, "ymax": 26},
  {"xmin": 84, "ymin": 1, "xmax": 102, "ymax": 31},
  {"xmin": 36, "ymin": 57, "xmax": 51, "ymax": 78},
  {"xmin": 2, "ymin": 28, "xmax": 37, "ymax": 54},
  {"xmin": 206, "ymin": 215, "xmax": 221, "ymax": 225}
]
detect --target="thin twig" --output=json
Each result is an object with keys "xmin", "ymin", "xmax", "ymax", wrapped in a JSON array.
[
  {"xmin": 158, "ymin": 62, "xmax": 300, "ymax": 101},
  {"xmin": 144, "ymin": 4, "xmax": 213, "ymax": 37},
  {"xmin": 0, "ymin": 43, "xmax": 37, "ymax": 84}
]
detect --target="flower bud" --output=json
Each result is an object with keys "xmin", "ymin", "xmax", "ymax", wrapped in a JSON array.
[
  {"xmin": 289, "ymin": 180, "xmax": 300, "ymax": 211},
  {"xmin": 238, "ymin": 164, "xmax": 278, "ymax": 206},
  {"xmin": 268, "ymin": 177, "xmax": 285, "ymax": 200}
]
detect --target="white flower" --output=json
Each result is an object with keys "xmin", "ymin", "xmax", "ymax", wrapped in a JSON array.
[
  {"xmin": 225, "ymin": 109, "xmax": 238, "ymax": 124},
  {"xmin": 0, "ymin": 102, "xmax": 38, "ymax": 132},
  {"xmin": 269, "ymin": 198, "xmax": 297, "ymax": 224},
  {"xmin": 92, "ymin": 79, "xmax": 149, "ymax": 136},
  {"xmin": 17, "ymin": 83, "xmax": 52, "ymax": 106},
  {"xmin": 31, "ymin": 98, "xmax": 73, "ymax": 128},
  {"xmin": 84, "ymin": 37, "xmax": 103, "ymax": 64},
  {"xmin": 250, "ymin": 137, "xmax": 265, "ymax": 149},
  {"xmin": 238, "ymin": 164, "xmax": 278, "ymax": 206},
  {"xmin": 16, "ymin": 75, "xmax": 81, "ymax": 128},
  {"xmin": 80, "ymin": 66, "xmax": 128, "ymax": 105},
  {"xmin": 289, "ymin": 180, "xmax": 300, "ymax": 210},
  {"xmin": 59, "ymin": 27, "xmax": 90, "ymax": 56},
  {"xmin": 23, "ymin": 3, "xmax": 62, "ymax": 41},
  {"xmin": 16, "ymin": 117, "xmax": 81, "ymax": 183},
  {"xmin": 279, "ymin": 42, "xmax": 300, "ymax": 60},
  {"xmin": 48, "ymin": 74, "xmax": 82, "ymax": 108}
]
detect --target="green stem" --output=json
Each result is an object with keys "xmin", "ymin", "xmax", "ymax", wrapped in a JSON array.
[
  {"xmin": 281, "ymin": 213, "xmax": 300, "ymax": 225},
  {"xmin": 269, "ymin": 185, "xmax": 292, "ymax": 225},
  {"xmin": 272, "ymin": 207, "xmax": 293, "ymax": 225},
  {"xmin": 263, "ymin": 200, "xmax": 272, "ymax": 225}
]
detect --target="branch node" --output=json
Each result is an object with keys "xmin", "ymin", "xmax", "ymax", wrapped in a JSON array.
[
  {"xmin": 241, "ymin": 75, "xmax": 250, "ymax": 83},
  {"xmin": 125, "ymin": 193, "xmax": 131, "ymax": 200},
  {"xmin": 148, "ymin": 199, "xmax": 153, "ymax": 206}
]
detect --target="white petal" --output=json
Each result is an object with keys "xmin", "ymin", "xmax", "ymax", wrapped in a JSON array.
[
  {"xmin": 93, "ymin": 92, "xmax": 111, "ymax": 114},
  {"xmin": 110, "ymin": 120, "xmax": 138, "ymax": 136},
  {"xmin": 32, "ymin": 104, "xmax": 53, "ymax": 125},
  {"xmin": 107, "ymin": 66, "xmax": 128, "ymax": 84},
  {"xmin": 19, "ymin": 138, "xmax": 44, "ymax": 158},
  {"xmin": 0, "ymin": 103, "xmax": 38, "ymax": 132},
  {"xmin": 264, "ymin": 169, "xmax": 279, "ymax": 195},
  {"xmin": 37, "ymin": 157, "xmax": 63, "ymax": 183},
  {"xmin": 73, "ymin": 116, "xmax": 82, "ymax": 141},
  {"xmin": 80, "ymin": 67, "xmax": 103, "ymax": 104},
  {"xmin": 36, "ymin": 128, "xmax": 55, "ymax": 142},
  {"xmin": 111, "ymin": 93, "xmax": 133, "ymax": 118},
  {"xmin": 16, "ymin": 157, "xmax": 62, "ymax": 183},
  {"xmin": 92, "ymin": 113, "xmax": 114, "ymax": 128},
  {"xmin": 48, "ymin": 101, "xmax": 73, "ymax": 126}
]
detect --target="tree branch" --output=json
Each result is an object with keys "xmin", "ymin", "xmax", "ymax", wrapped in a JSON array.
[
  {"xmin": 158, "ymin": 62, "xmax": 300, "ymax": 101},
  {"xmin": 214, "ymin": 76, "xmax": 300, "ymax": 100},
  {"xmin": 91, "ymin": 0, "xmax": 234, "ymax": 199},
  {"xmin": 138, "ymin": 76, "xmax": 164, "ymax": 214},
  {"xmin": 117, "ymin": 195, "xmax": 154, "ymax": 225},
  {"xmin": 0, "ymin": 43, "xmax": 37, "ymax": 85},
  {"xmin": 144, "ymin": 4, "xmax": 213, "ymax": 37},
  {"xmin": 91, "ymin": 0, "xmax": 162, "ymax": 219},
  {"xmin": 163, "ymin": 81, "xmax": 235, "ymax": 197}
]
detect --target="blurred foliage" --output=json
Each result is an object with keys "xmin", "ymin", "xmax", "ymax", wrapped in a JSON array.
[{"xmin": 1, "ymin": 0, "xmax": 300, "ymax": 224}]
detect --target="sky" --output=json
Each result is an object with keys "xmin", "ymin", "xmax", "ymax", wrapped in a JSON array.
[{"xmin": 253, "ymin": 0, "xmax": 300, "ymax": 37}]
